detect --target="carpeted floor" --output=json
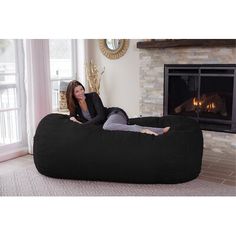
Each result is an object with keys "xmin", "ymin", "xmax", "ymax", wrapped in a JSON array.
[{"xmin": 0, "ymin": 165, "xmax": 235, "ymax": 196}]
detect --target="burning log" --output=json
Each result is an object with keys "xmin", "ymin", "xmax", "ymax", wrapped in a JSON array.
[{"xmin": 174, "ymin": 93, "xmax": 227, "ymax": 116}]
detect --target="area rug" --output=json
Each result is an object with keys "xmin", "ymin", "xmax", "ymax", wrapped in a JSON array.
[{"xmin": 0, "ymin": 166, "xmax": 235, "ymax": 196}]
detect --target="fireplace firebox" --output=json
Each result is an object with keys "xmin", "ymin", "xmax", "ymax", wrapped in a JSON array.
[{"xmin": 164, "ymin": 64, "xmax": 236, "ymax": 133}]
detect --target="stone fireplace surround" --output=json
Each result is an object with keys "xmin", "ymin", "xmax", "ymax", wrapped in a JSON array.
[{"xmin": 139, "ymin": 46, "xmax": 236, "ymax": 155}]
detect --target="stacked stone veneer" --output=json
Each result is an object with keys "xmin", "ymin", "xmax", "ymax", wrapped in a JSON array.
[{"xmin": 139, "ymin": 46, "xmax": 236, "ymax": 155}]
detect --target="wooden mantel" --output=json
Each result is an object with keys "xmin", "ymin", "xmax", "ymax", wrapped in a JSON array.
[{"xmin": 137, "ymin": 39, "xmax": 236, "ymax": 49}]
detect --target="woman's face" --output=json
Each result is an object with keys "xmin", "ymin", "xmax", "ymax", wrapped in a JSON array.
[{"xmin": 74, "ymin": 85, "xmax": 85, "ymax": 100}]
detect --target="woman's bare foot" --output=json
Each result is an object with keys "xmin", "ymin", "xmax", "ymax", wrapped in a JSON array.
[
  {"xmin": 141, "ymin": 129, "xmax": 158, "ymax": 136},
  {"xmin": 163, "ymin": 127, "xmax": 170, "ymax": 133}
]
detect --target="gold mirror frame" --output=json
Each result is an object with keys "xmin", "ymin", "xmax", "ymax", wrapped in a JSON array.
[{"xmin": 98, "ymin": 39, "xmax": 129, "ymax": 60}]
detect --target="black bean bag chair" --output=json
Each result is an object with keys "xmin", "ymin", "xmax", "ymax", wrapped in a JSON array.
[{"xmin": 33, "ymin": 113, "xmax": 203, "ymax": 184}]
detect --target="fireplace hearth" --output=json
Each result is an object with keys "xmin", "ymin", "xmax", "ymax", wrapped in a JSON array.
[{"xmin": 164, "ymin": 64, "xmax": 236, "ymax": 133}]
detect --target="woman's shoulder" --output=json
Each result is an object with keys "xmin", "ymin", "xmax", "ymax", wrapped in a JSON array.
[
  {"xmin": 85, "ymin": 92, "xmax": 101, "ymax": 102},
  {"xmin": 85, "ymin": 92, "xmax": 99, "ymax": 97}
]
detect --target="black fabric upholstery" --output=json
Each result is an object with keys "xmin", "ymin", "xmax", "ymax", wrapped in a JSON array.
[{"xmin": 33, "ymin": 113, "xmax": 203, "ymax": 184}]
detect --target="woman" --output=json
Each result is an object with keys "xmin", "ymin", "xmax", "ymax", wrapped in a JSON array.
[{"xmin": 66, "ymin": 80, "xmax": 170, "ymax": 136}]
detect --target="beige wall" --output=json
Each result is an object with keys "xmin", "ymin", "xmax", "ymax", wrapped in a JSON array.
[{"xmin": 86, "ymin": 39, "xmax": 140, "ymax": 118}]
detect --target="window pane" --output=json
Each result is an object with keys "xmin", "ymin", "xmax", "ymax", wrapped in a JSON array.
[
  {"xmin": 0, "ymin": 87, "xmax": 17, "ymax": 109},
  {"xmin": 0, "ymin": 74, "xmax": 16, "ymax": 84},
  {"xmin": 0, "ymin": 39, "xmax": 16, "ymax": 74},
  {"xmin": 49, "ymin": 39, "xmax": 72, "ymax": 78},
  {"xmin": 0, "ymin": 110, "xmax": 20, "ymax": 145},
  {"xmin": 0, "ymin": 39, "xmax": 25, "ymax": 150},
  {"xmin": 51, "ymin": 80, "xmax": 70, "ymax": 112}
]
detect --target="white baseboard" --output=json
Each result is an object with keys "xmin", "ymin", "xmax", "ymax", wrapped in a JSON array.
[{"xmin": 0, "ymin": 147, "xmax": 28, "ymax": 163}]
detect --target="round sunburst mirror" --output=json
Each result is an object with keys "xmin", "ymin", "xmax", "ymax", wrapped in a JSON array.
[{"xmin": 98, "ymin": 39, "xmax": 129, "ymax": 60}]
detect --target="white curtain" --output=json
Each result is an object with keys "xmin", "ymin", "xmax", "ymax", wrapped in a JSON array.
[{"xmin": 24, "ymin": 39, "xmax": 52, "ymax": 153}]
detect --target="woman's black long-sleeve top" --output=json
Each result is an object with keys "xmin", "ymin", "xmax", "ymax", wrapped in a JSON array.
[
  {"xmin": 69, "ymin": 92, "xmax": 128, "ymax": 125},
  {"xmin": 70, "ymin": 92, "xmax": 106, "ymax": 125}
]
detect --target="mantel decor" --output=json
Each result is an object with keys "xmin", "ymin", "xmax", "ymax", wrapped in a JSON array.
[
  {"xmin": 99, "ymin": 39, "xmax": 129, "ymax": 59},
  {"xmin": 137, "ymin": 39, "xmax": 236, "ymax": 49}
]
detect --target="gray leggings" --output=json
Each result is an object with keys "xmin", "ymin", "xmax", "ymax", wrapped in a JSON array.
[{"xmin": 103, "ymin": 111, "xmax": 164, "ymax": 134}]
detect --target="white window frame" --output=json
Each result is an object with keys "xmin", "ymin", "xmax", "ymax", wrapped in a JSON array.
[
  {"xmin": 0, "ymin": 39, "xmax": 28, "ymax": 162},
  {"xmin": 50, "ymin": 39, "xmax": 78, "ymax": 112}
]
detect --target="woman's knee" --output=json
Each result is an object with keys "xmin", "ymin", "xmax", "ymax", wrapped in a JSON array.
[
  {"xmin": 103, "ymin": 123, "xmax": 122, "ymax": 131},
  {"xmin": 102, "ymin": 122, "xmax": 110, "ymax": 130},
  {"xmin": 103, "ymin": 122, "xmax": 113, "ymax": 130}
]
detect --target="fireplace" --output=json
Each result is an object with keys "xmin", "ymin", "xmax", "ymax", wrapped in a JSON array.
[{"xmin": 164, "ymin": 64, "xmax": 236, "ymax": 133}]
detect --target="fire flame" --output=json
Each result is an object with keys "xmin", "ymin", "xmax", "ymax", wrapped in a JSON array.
[
  {"xmin": 207, "ymin": 102, "xmax": 216, "ymax": 111},
  {"xmin": 193, "ymin": 97, "xmax": 202, "ymax": 108},
  {"xmin": 193, "ymin": 97, "xmax": 217, "ymax": 112}
]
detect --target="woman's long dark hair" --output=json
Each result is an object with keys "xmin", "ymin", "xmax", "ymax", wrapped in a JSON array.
[{"xmin": 66, "ymin": 80, "xmax": 85, "ymax": 115}]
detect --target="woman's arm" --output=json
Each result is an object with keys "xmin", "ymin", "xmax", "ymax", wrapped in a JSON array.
[
  {"xmin": 69, "ymin": 106, "xmax": 83, "ymax": 123},
  {"xmin": 83, "ymin": 92, "xmax": 106, "ymax": 125},
  {"xmin": 70, "ymin": 116, "xmax": 82, "ymax": 124}
]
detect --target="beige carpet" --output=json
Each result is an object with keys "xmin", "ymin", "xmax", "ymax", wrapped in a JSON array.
[{"xmin": 0, "ymin": 165, "xmax": 235, "ymax": 196}]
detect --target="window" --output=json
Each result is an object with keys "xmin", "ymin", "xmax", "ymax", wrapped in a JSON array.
[
  {"xmin": 49, "ymin": 39, "xmax": 78, "ymax": 112},
  {"xmin": 0, "ymin": 39, "xmax": 27, "ymax": 158}
]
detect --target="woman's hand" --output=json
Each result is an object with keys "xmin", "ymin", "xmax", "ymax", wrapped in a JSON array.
[{"xmin": 70, "ymin": 117, "xmax": 82, "ymax": 124}]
